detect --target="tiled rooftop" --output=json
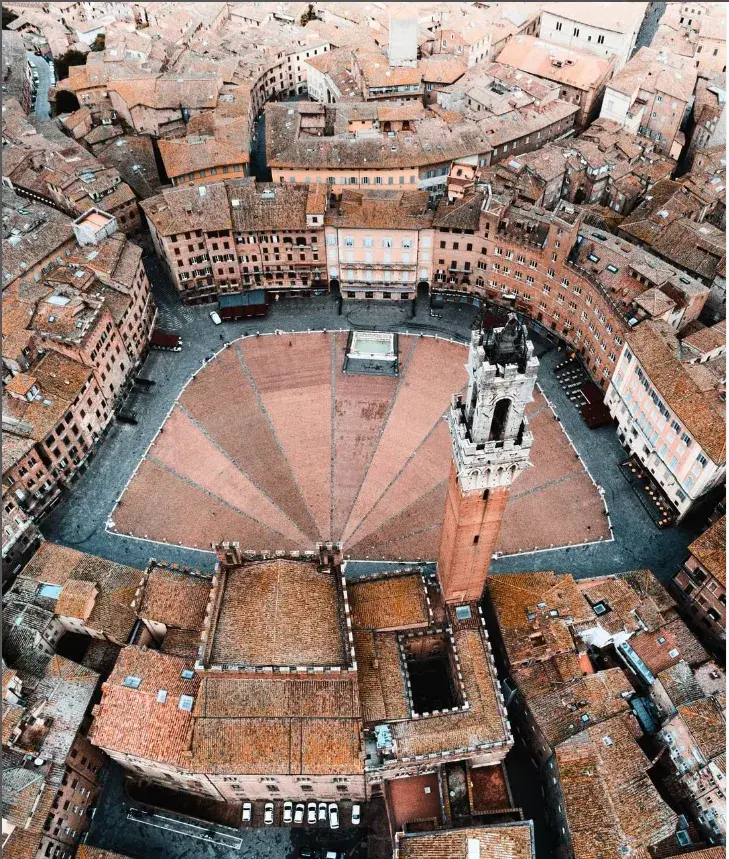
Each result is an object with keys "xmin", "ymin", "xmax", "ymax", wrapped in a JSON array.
[
  {"xmin": 556, "ymin": 713, "xmax": 678, "ymax": 858},
  {"xmin": 348, "ymin": 573, "xmax": 430, "ymax": 630},
  {"xmin": 396, "ymin": 821, "xmax": 535, "ymax": 859},
  {"xmin": 688, "ymin": 515, "xmax": 726, "ymax": 583},
  {"xmin": 15, "ymin": 541, "xmax": 143, "ymax": 643},
  {"xmin": 207, "ymin": 559, "xmax": 347, "ymax": 668}
]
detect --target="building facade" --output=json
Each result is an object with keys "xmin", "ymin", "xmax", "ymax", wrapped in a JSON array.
[
  {"xmin": 674, "ymin": 516, "xmax": 726, "ymax": 652},
  {"xmin": 606, "ymin": 321, "xmax": 725, "ymax": 521}
]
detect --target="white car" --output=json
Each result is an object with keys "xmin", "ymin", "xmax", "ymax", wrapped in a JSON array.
[
  {"xmin": 209, "ymin": 310, "xmax": 222, "ymax": 325},
  {"xmin": 307, "ymin": 802, "xmax": 317, "ymax": 824},
  {"xmin": 328, "ymin": 803, "xmax": 339, "ymax": 830},
  {"xmin": 351, "ymin": 803, "xmax": 361, "ymax": 825},
  {"xmin": 294, "ymin": 803, "xmax": 305, "ymax": 824},
  {"xmin": 318, "ymin": 802, "xmax": 327, "ymax": 821},
  {"xmin": 263, "ymin": 802, "xmax": 274, "ymax": 825},
  {"xmin": 242, "ymin": 802, "xmax": 252, "ymax": 823},
  {"xmin": 283, "ymin": 801, "xmax": 293, "ymax": 824}
]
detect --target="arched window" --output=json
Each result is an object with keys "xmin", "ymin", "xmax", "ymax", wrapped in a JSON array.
[{"xmin": 490, "ymin": 398, "xmax": 511, "ymax": 442}]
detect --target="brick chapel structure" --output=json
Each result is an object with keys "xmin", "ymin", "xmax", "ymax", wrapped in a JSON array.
[{"xmin": 437, "ymin": 315, "xmax": 539, "ymax": 603}]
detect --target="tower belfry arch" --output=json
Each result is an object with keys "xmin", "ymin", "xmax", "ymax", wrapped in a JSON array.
[{"xmin": 437, "ymin": 315, "xmax": 539, "ymax": 604}]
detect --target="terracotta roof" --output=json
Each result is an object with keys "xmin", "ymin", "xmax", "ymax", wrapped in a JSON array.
[
  {"xmin": 688, "ymin": 516, "xmax": 726, "ymax": 583},
  {"xmin": 141, "ymin": 179, "xmax": 321, "ymax": 236},
  {"xmin": 2, "ymin": 432, "xmax": 35, "ymax": 474},
  {"xmin": 627, "ymin": 320, "xmax": 726, "ymax": 464},
  {"xmin": 189, "ymin": 672, "xmax": 363, "ymax": 775},
  {"xmin": 90, "ymin": 647, "xmax": 199, "ymax": 766},
  {"xmin": 389, "ymin": 625, "xmax": 511, "ymax": 760},
  {"xmin": 607, "ymin": 47, "xmax": 697, "ymax": 103},
  {"xmin": 353, "ymin": 628, "xmax": 409, "ymax": 723},
  {"xmin": 498, "ymin": 35, "xmax": 612, "ymax": 92},
  {"xmin": 54, "ymin": 579, "xmax": 98, "ymax": 620},
  {"xmin": 206, "ymin": 558, "xmax": 347, "ymax": 668},
  {"xmin": 18, "ymin": 541, "xmax": 142, "ymax": 643},
  {"xmin": 397, "ymin": 821, "xmax": 535, "ymax": 858},
  {"xmin": 656, "ymin": 661, "xmax": 708, "ymax": 709},
  {"xmin": 191, "ymin": 710, "xmax": 363, "ymax": 775},
  {"xmin": 418, "ymin": 54, "xmax": 468, "ymax": 86},
  {"xmin": 556, "ymin": 713, "xmax": 678, "ymax": 858},
  {"xmin": 349, "ymin": 573, "xmax": 430, "ymax": 630},
  {"xmin": 485, "ymin": 573, "xmax": 594, "ymax": 668},
  {"xmin": 677, "ymin": 693, "xmax": 726, "ymax": 761},
  {"xmin": 138, "ymin": 564, "xmax": 212, "ymax": 630},
  {"xmin": 516, "ymin": 666, "xmax": 633, "ymax": 747},
  {"xmin": 158, "ymin": 136, "xmax": 249, "ymax": 180},
  {"xmin": 325, "ymin": 190, "xmax": 434, "ymax": 230},
  {"xmin": 629, "ymin": 617, "xmax": 709, "ymax": 675},
  {"xmin": 78, "ymin": 847, "xmax": 136, "ymax": 859},
  {"xmin": 682, "ymin": 320, "xmax": 726, "ymax": 358}
]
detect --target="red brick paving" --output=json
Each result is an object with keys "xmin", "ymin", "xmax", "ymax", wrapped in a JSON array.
[
  {"xmin": 342, "ymin": 337, "xmax": 468, "ymax": 544},
  {"xmin": 116, "ymin": 334, "xmax": 609, "ymax": 559},
  {"xmin": 331, "ymin": 332, "xmax": 399, "ymax": 540},
  {"xmin": 241, "ymin": 333, "xmax": 333, "ymax": 540},
  {"xmin": 497, "ymin": 472, "xmax": 610, "ymax": 554},
  {"xmin": 149, "ymin": 407, "xmax": 310, "ymax": 546},
  {"xmin": 347, "ymin": 418, "xmax": 451, "ymax": 547},
  {"xmin": 387, "ymin": 773, "xmax": 442, "ymax": 830},
  {"xmin": 180, "ymin": 346, "xmax": 319, "ymax": 541},
  {"xmin": 510, "ymin": 392, "xmax": 583, "ymax": 495},
  {"xmin": 348, "ymin": 481, "xmax": 448, "ymax": 559},
  {"xmin": 112, "ymin": 459, "xmax": 301, "ymax": 552}
]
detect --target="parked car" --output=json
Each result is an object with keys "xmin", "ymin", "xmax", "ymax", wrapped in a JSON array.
[
  {"xmin": 242, "ymin": 802, "xmax": 252, "ymax": 823},
  {"xmin": 318, "ymin": 802, "xmax": 327, "ymax": 821},
  {"xmin": 209, "ymin": 310, "xmax": 222, "ymax": 325},
  {"xmin": 328, "ymin": 803, "xmax": 339, "ymax": 829},
  {"xmin": 264, "ymin": 802, "xmax": 274, "ymax": 825},
  {"xmin": 283, "ymin": 801, "xmax": 293, "ymax": 824},
  {"xmin": 307, "ymin": 802, "xmax": 317, "ymax": 824},
  {"xmin": 294, "ymin": 803, "xmax": 305, "ymax": 824},
  {"xmin": 351, "ymin": 803, "xmax": 361, "ymax": 825}
]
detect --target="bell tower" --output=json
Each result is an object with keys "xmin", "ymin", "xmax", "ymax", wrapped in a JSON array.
[{"xmin": 437, "ymin": 315, "xmax": 539, "ymax": 604}]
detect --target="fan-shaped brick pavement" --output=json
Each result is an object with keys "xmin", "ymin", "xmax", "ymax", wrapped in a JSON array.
[{"xmin": 110, "ymin": 333, "xmax": 610, "ymax": 559}]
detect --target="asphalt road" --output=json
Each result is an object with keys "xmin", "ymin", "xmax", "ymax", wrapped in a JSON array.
[{"xmin": 26, "ymin": 52, "xmax": 53, "ymax": 119}]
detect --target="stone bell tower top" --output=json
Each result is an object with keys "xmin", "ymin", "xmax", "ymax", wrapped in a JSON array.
[{"xmin": 447, "ymin": 315, "xmax": 539, "ymax": 493}]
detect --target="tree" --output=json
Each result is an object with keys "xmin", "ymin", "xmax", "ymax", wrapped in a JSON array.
[
  {"xmin": 90, "ymin": 33, "xmax": 105, "ymax": 52},
  {"xmin": 2, "ymin": 7, "xmax": 18, "ymax": 29},
  {"xmin": 299, "ymin": 3, "xmax": 319, "ymax": 25},
  {"xmin": 54, "ymin": 49, "xmax": 87, "ymax": 82}
]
